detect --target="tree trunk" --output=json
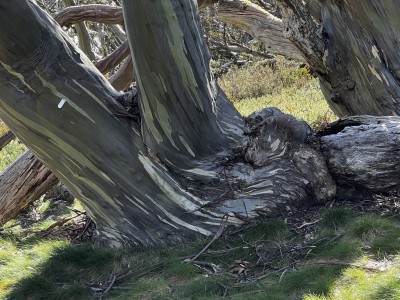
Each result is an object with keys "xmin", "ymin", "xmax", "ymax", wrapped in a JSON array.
[
  {"xmin": 0, "ymin": 0, "xmax": 399, "ymax": 247},
  {"xmin": 0, "ymin": 151, "xmax": 58, "ymax": 225},
  {"xmin": 278, "ymin": 0, "xmax": 400, "ymax": 117}
]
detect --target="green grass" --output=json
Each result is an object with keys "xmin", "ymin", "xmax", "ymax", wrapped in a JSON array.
[
  {"xmin": 0, "ymin": 120, "xmax": 26, "ymax": 172},
  {"xmin": 234, "ymin": 80, "xmax": 336, "ymax": 128},
  {"xmin": 0, "ymin": 120, "xmax": 7, "ymax": 136},
  {"xmin": 2, "ymin": 208, "xmax": 400, "ymax": 300},
  {"xmin": 219, "ymin": 58, "xmax": 336, "ymax": 128},
  {"xmin": 0, "ymin": 140, "xmax": 27, "ymax": 172}
]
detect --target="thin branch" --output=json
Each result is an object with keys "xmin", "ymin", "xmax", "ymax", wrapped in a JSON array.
[
  {"xmin": 186, "ymin": 215, "xmax": 228, "ymax": 262},
  {"xmin": 54, "ymin": 4, "xmax": 124, "ymax": 27},
  {"xmin": 95, "ymin": 40, "xmax": 130, "ymax": 74},
  {"xmin": 0, "ymin": 130, "xmax": 15, "ymax": 151},
  {"xmin": 99, "ymin": 275, "xmax": 116, "ymax": 300},
  {"xmin": 210, "ymin": 40, "xmax": 274, "ymax": 59},
  {"xmin": 108, "ymin": 56, "xmax": 135, "ymax": 91}
]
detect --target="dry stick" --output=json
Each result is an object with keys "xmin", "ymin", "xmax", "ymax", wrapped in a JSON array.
[
  {"xmin": 191, "ymin": 260, "xmax": 221, "ymax": 273},
  {"xmin": 115, "ymin": 263, "xmax": 164, "ymax": 283},
  {"xmin": 38, "ymin": 212, "xmax": 86, "ymax": 237},
  {"xmin": 0, "ymin": 130, "xmax": 16, "ymax": 151},
  {"xmin": 99, "ymin": 275, "xmax": 116, "ymax": 300},
  {"xmin": 296, "ymin": 218, "xmax": 322, "ymax": 229},
  {"xmin": 186, "ymin": 215, "xmax": 228, "ymax": 262},
  {"xmin": 309, "ymin": 260, "xmax": 384, "ymax": 272},
  {"xmin": 210, "ymin": 40, "xmax": 274, "ymax": 59},
  {"xmin": 0, "ymin": 221, "xmax": 21, "ymax": 232}
]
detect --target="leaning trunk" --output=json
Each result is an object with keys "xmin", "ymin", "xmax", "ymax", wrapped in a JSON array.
[{"xmin": 278, "ymin": 0, "xmax": 400, "ymax": 116}]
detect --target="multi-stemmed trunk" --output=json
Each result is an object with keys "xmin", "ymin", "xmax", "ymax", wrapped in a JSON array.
[{"xmin": 1, "ymin": 0, "xmax": 400, "ymax": 246}]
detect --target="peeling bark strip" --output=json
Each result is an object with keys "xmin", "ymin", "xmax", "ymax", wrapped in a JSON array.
[
  {"xmin": 0, "ymin": 130, "xmax": 15, "ymax": 151},
  {"xmin": 0, "ymin": 151, "xmax": 58, "ymax": 225},
  {"xmin": 54, "ymin": 4, "xmax": 124, "ymax": 27}
]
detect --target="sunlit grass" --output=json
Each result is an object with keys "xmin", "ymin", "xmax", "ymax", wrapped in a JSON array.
[
  {"xmin": 0, "ymin": 140, "xmax": 27, "ymax": 172},
  {"xmin": 234, "ymin": 80, "xmax": 336, "ymax": 128},
  {"xmin": 0, "ymin": 238, "xmax": 67, "ymax": 299}
]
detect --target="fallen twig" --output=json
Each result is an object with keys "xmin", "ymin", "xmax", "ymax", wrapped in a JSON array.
[
  {"xmin": 0, "ymin": 221, "xmax": 21, "ymax": 232},
  {"xmin": 308, "ymin": 259, "xmax": 384, "ymax": 272},
  {"xmin": 296, "ymin": 218, "xmax": 322, "ymax": 229},
  {"xmin": 192, "ymin": 260, "xmax": 221, "ymax": 273},
  {"xmin": 185, "ymin": 215, "xmax": 228, "ymax": 262},
  {"xmin": 99, "ymin": 275, "xmax": 116, "ymax": 300},
  {"xmin": 38, "ymin": 213, "xmax": 85, "ymax": 237}
]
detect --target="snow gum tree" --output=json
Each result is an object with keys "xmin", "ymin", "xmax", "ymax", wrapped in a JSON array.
[{"xmin": 0, "ymin": 0, "xmax": 400, "ymax": 247}]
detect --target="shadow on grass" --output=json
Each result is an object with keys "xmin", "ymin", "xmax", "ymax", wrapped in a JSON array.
[
  {"xmin": 6, "ymin": 243, "xmax": 115, "ymax": 300},
  {"xmin": 5, "ymin": 209, "xmax": 400, "ymax": 300}
]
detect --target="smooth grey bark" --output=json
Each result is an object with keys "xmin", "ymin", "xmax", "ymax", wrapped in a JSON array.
[
  {"xmin": 0, "ymin": 0, "xmax": 241, "ymax": 246},
  {"xmin": 108, "ymin": 56, "xmax": 135, "ymax": 91}
]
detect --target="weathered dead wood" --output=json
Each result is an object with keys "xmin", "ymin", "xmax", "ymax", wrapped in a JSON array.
[
  {"xmin": 217, "ymin": 0, "xmax": 304, "ymax": 61},
  {"xmin": 54, "ymin": 4, "xmax": 124, "ymax": 27},
  {"xmin": 320, "ymin": 116, "xmax": 400, "ymax": 192},
  {"xmin": 0, "ymin": 130, "xmax": 15, "ymax": 151},
  {"xmin": 0, "ymin": 151, "xmax": 58, "ymax": 225}
]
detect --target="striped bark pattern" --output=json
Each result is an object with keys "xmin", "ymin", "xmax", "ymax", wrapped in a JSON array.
[{"xmin": 0, "ymin": 1, "xmax": 399, "ymax": 247}]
